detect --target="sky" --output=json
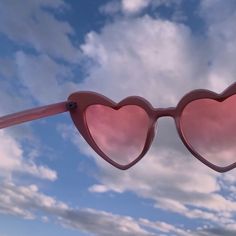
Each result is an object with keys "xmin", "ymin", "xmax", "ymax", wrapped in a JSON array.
[{"xmin": 1, "ymin": 0, "xmax": 236, "ymax": 235}]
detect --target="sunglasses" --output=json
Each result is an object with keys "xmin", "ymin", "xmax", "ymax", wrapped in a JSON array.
[{"xmin": 1, "ymin": 83, "xmax": 236, "ymax": 173}]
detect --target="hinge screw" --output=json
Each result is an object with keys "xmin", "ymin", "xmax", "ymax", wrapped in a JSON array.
[{"xmin": 66, "ymin": 102, "xmax": 77, "ymax": 110}]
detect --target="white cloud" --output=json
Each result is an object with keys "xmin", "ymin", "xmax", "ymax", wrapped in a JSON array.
[
  {"xmin": 199, "ymin": 0, "xmax": 236, "ymax": 92},
  {"xmin": 3, "ymin": 179, "xmax": 235, "ymax": 236},
  {"xmin": 121, "ymin": 0, "xmax": 151, "ymax": 14},
  {"xmin": 102, "ymin": 0, "xmax": 182, "ymax": 15},
  {"xmin": 13, "ymin": 179, "xmax": 235, "ymax": 236},
  {"xmin": 0, "ymin": 130, "xmax": 57, "ymax": 181},
  {"xmin": 100, "ymin": 1, "xmax": 121, "ymax": 15},
  {"xmin": 89, "ymin": 184, "xmax": 110, "ymax": 193},
  {"xmin": 0, "ymin": 0, "xmax": 79, "ymax": 62},
  {"xmin": 140, "ymin": 218, "xmax": 191, "ymax": 236},
  {"xmin": 0, "ymin": 181, "xmax": 155, "ymax": 236},
  {"xmin": 0, "ymin": 59, "xmax": 58, "ymax": 182},
  {"xmin": 60, "ymin": 208, "xmax": 154, "ymax": 236},
  {"xmin": 80, "ymin": 16, "xmax": 207, "ymax": 106},
  {"xmin": 0, "ymin": 181, "xmax": 67, "ymax": 219},
  {"xmin": 15, "ymin": 51, "xmax": 77, "ymax": 104},
  {"xmin": 0, "ymin": 82, "xmax": 51, "ymax": 180}
]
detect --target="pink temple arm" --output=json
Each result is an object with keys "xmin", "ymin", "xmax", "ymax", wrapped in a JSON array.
[{"xmin": 0, "ymin": 102, "xmax": 71, "ymax": 129}]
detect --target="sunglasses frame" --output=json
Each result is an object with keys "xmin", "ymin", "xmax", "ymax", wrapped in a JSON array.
[{"xmin": 1, "ymin": 82, "xmax": 236, "ymax": 173}]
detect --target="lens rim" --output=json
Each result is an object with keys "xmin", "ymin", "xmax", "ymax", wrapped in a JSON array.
[
  {"xmin": 179, "ymin": 96, "xmax": 236, "ymax": 168},
  {"xmin": 68, "ymin": 92, "xmax": 156, "ymax": 170},
  {"xmin": 176, "ymin": 83, "xmax": 236, "ymax": 173}
]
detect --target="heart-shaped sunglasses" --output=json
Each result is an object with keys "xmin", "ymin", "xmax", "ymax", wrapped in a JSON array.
[{"xmin": 1, "ymin": 83, "xmax": 236, "ymax": 173}]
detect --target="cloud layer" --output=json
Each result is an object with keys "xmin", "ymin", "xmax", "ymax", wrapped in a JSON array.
[{"xmin": 1, "ymin": 0, "xmax": 236, "ymax": 235}]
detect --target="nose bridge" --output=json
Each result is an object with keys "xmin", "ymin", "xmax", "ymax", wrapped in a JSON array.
[{"xmin": 154, "ymin": 107, "xmax": 176, "ymax": 118}]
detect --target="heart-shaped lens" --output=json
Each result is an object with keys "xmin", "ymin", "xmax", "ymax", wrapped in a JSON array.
[
  {"xmin": 180, "ymin": 95, "xmax": 236, "ymax": 168},
  {"xmin": 85, "ymin": 104, "xmax": 150, "ymax": 166}
]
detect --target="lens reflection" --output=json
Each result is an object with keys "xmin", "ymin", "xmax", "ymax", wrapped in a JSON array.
[
  {"xmin": 180, "ymin": 95, "xmax": 236, "ymax": 167},
  {"xmin": 85, "ymin": 105, "xmax": 150, "ymax": 166}
]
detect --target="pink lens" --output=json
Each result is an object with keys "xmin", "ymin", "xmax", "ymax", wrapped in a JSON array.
[
  {"xmin": 180, "ymin": 95, "xmax": 236, "ymax": 167},
  {"xmin": 85, "ymin": 105, "xmax": 150, "ymax": 166}
]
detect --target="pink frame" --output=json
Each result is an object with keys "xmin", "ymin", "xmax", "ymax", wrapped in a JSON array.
[{"xmin": 1, "ymin": 83, "xmax": 236, "ymax": 172}]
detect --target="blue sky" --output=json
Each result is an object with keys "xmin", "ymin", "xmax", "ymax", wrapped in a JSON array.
[{"xmin": 1, "ymin": 0, "xmax": 236, "ymax": 235}]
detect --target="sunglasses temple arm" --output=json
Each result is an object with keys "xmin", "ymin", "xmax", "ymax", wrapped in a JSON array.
[{"xmin": 0, "ymin": 101, "xmax": 74, "ymax": 129}]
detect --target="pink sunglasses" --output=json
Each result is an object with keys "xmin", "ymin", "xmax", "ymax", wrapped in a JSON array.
[{"xmin": 1, "ymin": 83, "xmax": 236, "ymax": 173}]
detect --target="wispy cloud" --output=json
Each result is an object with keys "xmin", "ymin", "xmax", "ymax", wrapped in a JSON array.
[
  {"xmin": 199, "ymin": 0, "xmax": 236, "ymax": 91},
  {"xmin": 15, "ymin": 51, "xmax": 75, "ymax": 104},
  {"xmin": 0, "ymin": 130, "xmax": 57, "ymax": 181},
  {"xmin": 0, "ymin": 0, "xmax": 79, "ymax": 62},
  {"xmin": 101, "ymin": 0, "xmax": 182, "ymax": 15},
  {"xmin": 0, "ymin": 181, "xmax": 154, "ymax": 235}
]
